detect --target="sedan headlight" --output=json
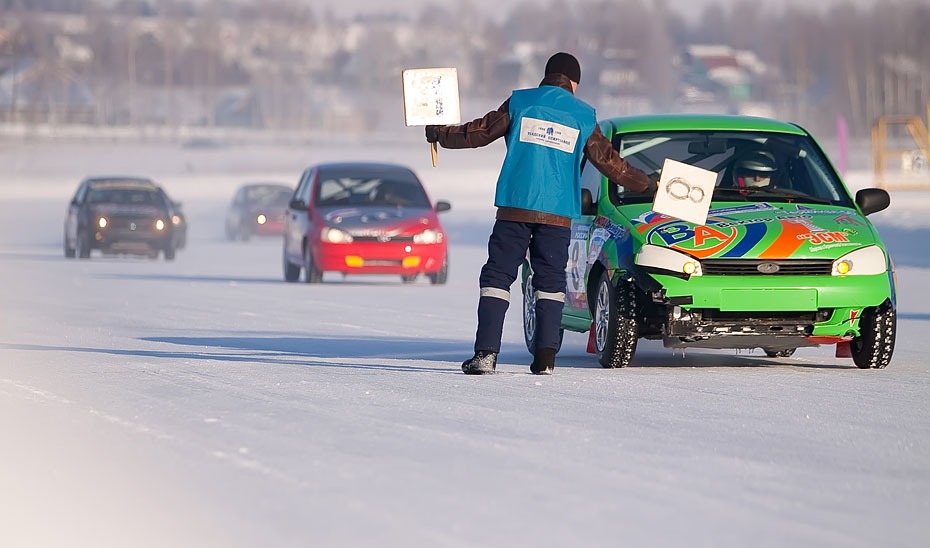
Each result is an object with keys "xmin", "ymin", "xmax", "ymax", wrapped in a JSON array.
[
  {"xmin": 155, "ymin": 219, "xmax": 166, "ymax": 231},
  {"xmin": 256, "ymin": 214, "xmax": 267, "ymax": 225},
  {"xmin": 98, "ymin": 217, "xmax": 108, "ymax": 228},
  {"xmin": 171, "ymin": 215, "xmax": 182, "ymax": 225},
  {"xmin": 413, "ymin": 228, "xmax": 443, "ymax": 244},
  {"xmin": 635, "ymin": 244, "xmax": 703, "ymax": 276},
  {"xmin": 321, "ymin": 227, "xmax": 353, "ymax": 243},
  {"xmin": 832, "ymin": 245, "xmax": 886, "ymax": 276}
]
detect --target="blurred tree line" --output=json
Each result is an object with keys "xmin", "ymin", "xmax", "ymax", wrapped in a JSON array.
[{"xmin": 0, "ymin": 0, "xmax": 927, "ymax": 139}]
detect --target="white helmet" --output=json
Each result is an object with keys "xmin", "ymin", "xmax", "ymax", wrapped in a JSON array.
[{"xmin": 733, "ymin": 150, "xmax": 778, "ymax": 188}]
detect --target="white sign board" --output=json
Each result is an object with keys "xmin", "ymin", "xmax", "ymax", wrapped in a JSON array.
[
  {"xmin": 402, "ymin": 68, "xmax": 461, "ymax": 127},
  {"xmin": 652, "ymin": 159, "xmax": 717, "ymax": 226}
]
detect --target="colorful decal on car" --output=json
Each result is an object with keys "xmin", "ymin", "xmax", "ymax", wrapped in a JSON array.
[
  {"xmin": 798, "ymin": 230, "xmax": 861, "ymax": 252},
  {"xmin": 633, "ymin": 204, "xmax": 874, "ymax": 260},
  {"xmin": 565, "ymin": 222, "xmax": 592, "ymax": 307},
  {"xmin": 835, "ymin": 214, "xmax": 863, "ymax": 226},
  {"xmin": 587, "ymin": 227, "xmax": 610, "ymax": 265},
  {"xmin": 645, "ymin": 220, "xmax": 735, "ymax": 258},
  {"xmin": 849, "ymin": 309, "xmax": 860, "ymax": 325}
]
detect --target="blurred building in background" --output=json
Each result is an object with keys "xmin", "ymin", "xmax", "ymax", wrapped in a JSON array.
[{"xmin": 0, "ymin": 0, "xmax": 927, "ymax": 145}]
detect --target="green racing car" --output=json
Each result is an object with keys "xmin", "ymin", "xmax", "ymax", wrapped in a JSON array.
[{"xmin": 522, "ymin": 114, "xmax": 896, "ymax": 369}]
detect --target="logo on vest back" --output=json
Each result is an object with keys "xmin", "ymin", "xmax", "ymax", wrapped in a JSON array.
[{"xmin": 519, "ymin": 117, "xmax": 579, "ymax": 153}]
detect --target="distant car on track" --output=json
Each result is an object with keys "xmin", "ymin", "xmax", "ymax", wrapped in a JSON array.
[
  {"xmin": 64, "ymin": 176, "xmax": 182, "ymax": 261},
  {"xmin": 523, "ymin": 114, "xmax": 896, "ymax": 369},
  {"xmin": 283, "ymin": 162, "xmax": 450, "ymax": 284},
  {"xmin": 225, "ymin": 182, "xmax": 293, "ymax": 241}
]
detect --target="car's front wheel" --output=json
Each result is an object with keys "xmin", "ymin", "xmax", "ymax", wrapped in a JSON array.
[
  {"xmin": 851, "ymin": 301, "xmax": 896, "ymax": 369},
  {"xmin": 164, "ymin": 245, "xmax": 176, "ymax": 261},
  {"xmin": 77, "ymin": 230, "xmax": 91, "ymax": 259},
  {"xmin": 303, "ymin": 244, "xmax": 323, "ymax": 283},
  {"xmin": 763, "ymin": 348, "xmax": 796, "ymax": 358},
  {"xmin": 283, "ymin": 244, "xmax": 301, "ymax": 282},
  {"xmin": 594, "ymin": 271, "xmax": 638, "ymax": 368},
  {"xmin": 521, "ymin": 265, "xmax": 563, "ymax": 355},
  {"xmin": 427, "ymin": 256, "xmax": 448, "ymax": 285},
  {"xmin": 64, "ymin": 231, "xmax": 76, "ymax": 259}
]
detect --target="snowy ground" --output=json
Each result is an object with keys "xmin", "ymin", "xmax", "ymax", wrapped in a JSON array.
[{"xmin": 1, "ymin": 137, "xmax": 929, "ymax": 548}]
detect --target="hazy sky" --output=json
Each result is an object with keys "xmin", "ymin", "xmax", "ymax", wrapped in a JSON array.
[{"xmin": 313, "ymin": 0, "xmax": 885, "ymax": 21}]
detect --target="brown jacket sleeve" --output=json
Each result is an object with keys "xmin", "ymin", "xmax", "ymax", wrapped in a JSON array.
[
  {"xmin": 435, "ymin": 100, "xmax": 510, "ymax": 149},
  {"xmin": 584, "ymin": 125, "xmax": 652, "ymax": 192}
]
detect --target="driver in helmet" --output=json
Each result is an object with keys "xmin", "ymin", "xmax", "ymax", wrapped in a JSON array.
[{"xmin": 733, "ymin": 150, "xmax": 778, "ymax": 189}]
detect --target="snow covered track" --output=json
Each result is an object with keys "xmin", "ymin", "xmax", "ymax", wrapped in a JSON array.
[{"xmin": 1, "ymin": 142, "xmax": 928, "ymax": 548}]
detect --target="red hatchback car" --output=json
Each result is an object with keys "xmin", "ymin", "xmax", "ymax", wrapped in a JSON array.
[{"xmin": 283, "ymin": 162, "xmax": 451, "ymax": 284}]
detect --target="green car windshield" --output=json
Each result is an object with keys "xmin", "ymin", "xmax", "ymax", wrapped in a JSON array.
[{"xmin": 607, "ymin": 130, "xmax": 854, "ymax": 208}]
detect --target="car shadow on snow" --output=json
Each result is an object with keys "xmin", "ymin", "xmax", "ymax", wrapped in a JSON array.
[
  {"xmin": 551, "ymin": 340, "xmax": 855, "ymax": 370},
  {"xmin": 100, "ymin": 273, "xmax": 448, "ymax": 286},
  {"xmin": 3, "ymin": 338, "xmax": 863, "ymax": 372},
  {"xmin": 3, "ymin": 338, "xmax": 467, "ymax": 374}
]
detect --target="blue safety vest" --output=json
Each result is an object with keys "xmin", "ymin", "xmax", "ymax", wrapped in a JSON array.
[{"xmin": 494, "ymin": 86, "xmax": 596, "ymax": 219}]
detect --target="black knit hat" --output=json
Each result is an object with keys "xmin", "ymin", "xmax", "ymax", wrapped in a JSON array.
[{"xmin": 545, "ymin": 52, "xmax": 581, "ymax": 84}]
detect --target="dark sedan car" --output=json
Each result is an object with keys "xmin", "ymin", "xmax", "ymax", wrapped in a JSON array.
[
  {"xmin": 64, "ymin": 176, "xmax": 181, "ymax": 260},
  {"xmin": 225, "ymin": 182, "xmax": 293, "ymax": 241}
]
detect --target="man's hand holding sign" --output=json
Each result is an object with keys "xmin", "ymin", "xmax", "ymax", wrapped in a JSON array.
[
  {"xmin": 402, "ymin": 67, "xmax": 461, "ymax": 167},
  {"xmin": 652, "ymin": 158, "xmax": 717, "ymax": 226}
]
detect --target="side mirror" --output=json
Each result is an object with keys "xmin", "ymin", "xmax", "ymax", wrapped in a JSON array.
[
  {"xmin": 855, "ymin": 188, "xmax": 890, "ymax": 216},
  {"xmin": 435, "ymin": 200, "xmax": 451, "ymax": 213},
  {"xmin": 581, "ymin": 189, "xmax": 597, "ymax": 216},
  {"xmin": 289, "ymin": 198, "xmax": 307, "ymax": 210}
]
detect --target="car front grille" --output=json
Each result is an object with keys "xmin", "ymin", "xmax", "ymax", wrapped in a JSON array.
[
  {"xmin": 107, "ymin": 215, "xmax": 160, "ymax": 232},
  {"xmin": 701, "ymin": 259, "xmax": 833, "ymax": 275}
]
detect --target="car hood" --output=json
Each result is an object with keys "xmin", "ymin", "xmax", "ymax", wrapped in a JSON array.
[
  {"xmin": 625, "ymin": 202, "xmax": 881, "ymax": 260},
  {"xmin": 319, "ymin": 206, "xmax": 439, "ymax": 236},
  {"xmin": 90, "ymin": 204, "xmax": 166, "ymax": 217}
]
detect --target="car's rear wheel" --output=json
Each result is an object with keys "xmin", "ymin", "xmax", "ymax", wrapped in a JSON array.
[
  {"xmin": 595, "ymin": 271, "xmax": 638, "ymax": 368},
  {"xmin": 521, "ymin": 266, "xmax": 563, "ymax": 355},
  {"xmin": 427, "ymin": 256, "xmax": 448, "ymax": 285},
  {"xmin": 303, "ymin": 244, "xmax": 323, "ymax": 283},
  {"xmin": 763, "ymin": 348, "xmax": 796, "ymax": 358},
  {"xmin": 851, "ymin": 301, "xmax": 896, "ymax": 369}
]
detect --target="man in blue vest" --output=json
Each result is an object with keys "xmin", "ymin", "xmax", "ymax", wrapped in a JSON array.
[{"xmin": 426, "ymin": 52, "xmax": 651, "ymax": 375}]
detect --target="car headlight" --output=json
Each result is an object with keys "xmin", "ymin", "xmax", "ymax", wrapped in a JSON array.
[
  {"xmin": 321, "ymin": 227, "xmax": 353, "ymax": 243},
  {"xmin": 155, "ymin": 219, "xmax": 166, "ymax": 231},
  {"xmin": 413, "ymin": 228, "xmax": 443, "ymax": 244},
  {"xmin": 98, "ymin": 217, "xmax": 108, "ymax": 228},
  {"xmin": 635, "ymin": 244, "xmax": 703, "ymax": 276},
  {"xmin": 256, "ymin": 214, "xmax": 267, "ymax": 225},
  {"xmin": 832, "ymin": 245, "xmax": 886, "ymax": 276},
  {"xmin": 171, "ymin": 215, "xmax": 182, "ymax": 225}
]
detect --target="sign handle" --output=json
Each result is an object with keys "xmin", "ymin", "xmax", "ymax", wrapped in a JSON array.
[{"xmin": 430, "ymin": 142, "xmax": 438, "ymax": 167}]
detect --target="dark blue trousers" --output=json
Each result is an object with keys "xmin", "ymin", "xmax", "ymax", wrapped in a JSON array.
[{"xmin": 475, "ymin": 220, "xmax": 570, "ymax": 354}]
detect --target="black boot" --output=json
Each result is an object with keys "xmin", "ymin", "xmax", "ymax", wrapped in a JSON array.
[
  {"xmin": 462, "ymin": 351, "xmax": 497, "ymax": 375},
  {"xmin": 530, "ymin": 347, "xmax": 556, "ymax": 375}
]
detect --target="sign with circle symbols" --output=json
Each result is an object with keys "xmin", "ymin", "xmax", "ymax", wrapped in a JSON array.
[{"xmin": 652, "ymin": 158, "xmax": 717, "ymax": 226}]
